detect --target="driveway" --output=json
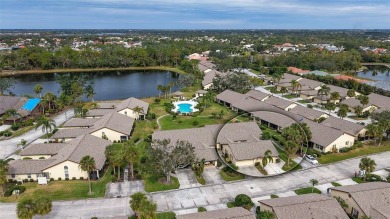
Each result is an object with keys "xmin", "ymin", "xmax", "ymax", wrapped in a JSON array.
[
  {"xmin": 203, "ymin": 166, "xmax": 224, "ymax": 185},
  {"xmin": 105, "ymin": 181, "xmax": 145, "ymax": 198},
  {"xmin": 238, "ymin": 165, "xmax": 263, "ymax": 177},
  {"xmin": 175, "ymin": 169, "xmax": 201, "ymax": 189},
  {"xmin": 0, "ymin": 109, "xmax": 74, "ymax": 159}
]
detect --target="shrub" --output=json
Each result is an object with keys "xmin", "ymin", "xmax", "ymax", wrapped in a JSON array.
[
  {"xmin": 198, "ymin": 207, "xmax": 207, "ymax": 212},
  {"xmin": 307, "ymin": 104, "xmax": 313, "ymax": 108},
  {"xmin": 387, "ymin": 175, "xmax": 390, "ymax": 183},
  {"xmin": 270, "ymin": 194, "xmax": 279, "ymax": 199},
  {"xmin": 261, "ymin": 132, "xmax": 271, "ymax": 140},
  {"xmin": 4, "ymin": 185, "xmax": 26, "ymax": 197},
  {"xmin": 11, "ymin": 124, "xmax": 20, "ymax": 131},
  {"xmin": 234, "ymin": 194, "xmax": 254, "ymax": 210},
  {"xmin": 72, "ymin": 177, "xmax": 77, "ymax": 180},
  {"xmin": 154, "ymin": 98, "xmax": 161, "ymax": 103},
  {"xmin": 354, "ymin": 141, "xmax": 363, "ymax": 148},
  {"xmin": 23, "ymin": 179, "xmax": 28, "ymax": 183},
  {"xmin": 192, "ymin": 120, "xmax": 199, "ymax": 126},
  {"xmin": 0, "ymin": 130, "xmax": 12, "ymax": 137},
  {"xmin": 140, "ymin": 156, "xmax": 147, "ymax": 164},
  {"xmin": 144, "ymin": 135, "xmax": 152, "ymax": 143},
  {"xmin": 58, "ymin": 177, "xmax": 62, "ymax": 181},
  {"xmin": 65, "ymin": 178, "xmax": 69, "ymax": 181},
  {"xmin": 39, "ymin": 157, "xmax": 45, "ymax": 159},
  {"xmin": 275, "ymin": 158, "xmax": 281, "ymax": 163},
  {"xmin": 8, "ymin": 179, "xmax": 13, "ymax": 183},
  {"xmin": 133, "ymin": 137, "xmax": 140, "ymax": 143},
  {"xmin": 80, "ymin": 177, "xmax": 84, "ymax": 180},
  {"xmin": 50, "ymin": 178, "xmax": 54, "ymax": 181},
  {"xmin": 29, "ymin": 179, "xmax": 34, "ymax": 182},
  {"xmin": 366, "ymin": 174, "xmax": 382, "ymax": 182}
]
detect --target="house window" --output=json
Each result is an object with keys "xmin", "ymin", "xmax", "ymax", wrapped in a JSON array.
[
  {"xmin": 27, "ymin": 174, "xmax": 31, "ymax": 179},
  {"xmin": 64, "ymin": 166, "xmax": 69, "ymax": 179},
  {"xmin": 11, "ymin": 174, "xmax": 15, "ymax": 178},
  {"xmin": 124, "ymin": 111, "xmax": 127, "ymax": 115},
  {"xmin": 346, "ymin": 141, "xmax": 349, "ymax": 145},
  {"xmin": 351, "ymin": 208, "xmax": 359, "ymax": 219}
]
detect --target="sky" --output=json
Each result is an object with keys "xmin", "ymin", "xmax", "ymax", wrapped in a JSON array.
[{"xmin": 0, "ymin": 0, "xmax": 389, "ymax": 29}]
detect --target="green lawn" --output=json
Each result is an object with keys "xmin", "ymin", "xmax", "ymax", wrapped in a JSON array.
[
  {"xmin": 298, "ymin": 99, "xmax": 312, "ymax": 104},
  {"xmin": 331, "ymin": 182, "xmax": 342, "ymax": 187},
  {"xmin": 282, "ymin": 94, "xmax": 297, "ymax": 99},
  {"xmin": 219, "ymin": 170, "xmax": 245, "ymax": 181},
  {"xmin": 227, "ymin": 201, "xmax": 236, "ymax": 208},
  {"xmin": 0, "ymin": 168, "xmax": 113, "ymax": 202},
  {"xmin": 270, "ymin": 194, "xmax": 279, "ymax": 199},
  {"xmin": 157, "ymin": 212, "xmax": 176, "ymax": 219},
  {"xmin": 318, "ymin": 141, "xmax": 390, "ymax": 164},
  {"xmin": 144, "ymin": 175, "xmax": 180, "ymax": 192},
  {"xmin": 195, "ymin": 174, "xmax": 206, "ymax": 185},
  {"xmin": 351, "ymin": 177, "xmax": 365, "ymax": 184},
  {"xmin": 294, "ymin": 187, "xmax": 322, "ymax": 195}
]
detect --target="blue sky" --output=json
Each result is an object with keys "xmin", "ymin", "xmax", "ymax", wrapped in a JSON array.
[{"xmin": 1, "ymin": 0, "xmax": 389, "ymax": 29}]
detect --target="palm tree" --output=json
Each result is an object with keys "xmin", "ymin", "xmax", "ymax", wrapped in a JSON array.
[
  {"xmin": 347, "ymin": 89, "xmax": 356, "ymax": 98},
  {"xmin": 79, "ymin": 155, "xmax": 96, "ymax": 195},
  {"xmin": 113, "ymin": 152, "xmax": 124, "ymax": 180},
  {"xmin": 16, "ymin": 198, "xmax": 36, "ymax": 219},
  {"xmin": 43, "ymin": 92, "xmax": 57, "ymax": 111},
  {"xmin": 85, "ymin": 84, "xmax": 96, "ymax": 103},
  {"xmin": 366, "ymin": 124, "xmax": 384, "ymax": 145},
  {"xmin": 202, "ymin": 92, "xmax": 215, "ymax": 108},
  {"xmin": 317, "ymin": 85, "xmax": 330, "ymax": 103},
  {"xmin": 38, "ymin": 97, "xmax": 48, "ymax": 114},
  {"xmin": 358, "ymin": 95, "xmax": 369, "ymax": 106},
  {"xmin": 35, "ymin": 115, "xmax": 56, "ymax": 143},
  {"xmin": 130, "ymin": 192, "xmax": 147, "ymax": 217},
  {"xmin": 262, "ymin": 150, "xmax": 273, "ymax": 167},
  {"xmin": 272, "ymin": 74, "xmax": 282, "ymax": 84},
  {"xmin": 285, "ymin": 141, "xmax": 298, "ymax": 167},
  {"xmin": 290, "ymin": 80, "xmax": 302, "ymax": 95},
  {"xmin": 17, "ymin": 139, "xmax": 27, "ymax": 149},
  {"xmin": 34, "ymin": 84, "xmax": 43, "ymax": 98},
  {"xmin": 3, "ymin": 109, "xmax": 21, "ymax": 125},
  {"xmin": 132, "ymin": 106, "xmax": 144, "ymax": 120},
  {"xmin": 34, "ymin": 196, "xmax": 52, "ymax": 216},
  {"xmin": 157, "ymin": 85, "xmax": 163, "ymax": 98},
  {"xmin": 310, "ymin": 178, "xmax": 319, "ymax": 192},
  {"xmin": 123, "ymin": 142, "xmax": 138, "ymax": 179},
  {"xmin": 280, "ymin": 87, "xmax": 288, "ymax": 97},
  {"xmin": 270, "ymin": 86, "xmax": 278, "ymax": 94},
  {"xmin": 324, "ymin": 102, "xmax": 336, "ymax": 115},
  {"xmin": 0, "ymin": 159, "xmax": 9, "ymax": 197},
  {"xmin": 138, "ymin": 199, "xmax": 157, "ymax": 219},
  {"xmin": 353, "ymin": 105, "xmax": 363, "ymax": 117},
  {"xmin": 359, "ymin": 157, "xmax": 376, "ymax": 181},
  {"xmin": 330, "ymin": 92, "xmax": 340, "ymax": 103}
]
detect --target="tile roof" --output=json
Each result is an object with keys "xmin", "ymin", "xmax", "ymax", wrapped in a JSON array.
[
  {"xmin": 8, "ymin": 159, "xmax": 53, "ymax": 174},
  {"xmin": 340, "ymin": 98, "xmax": 365, "ymax": 108},
  {"xmin": 217, "ymin": 122, "xmax": 262, "ymax": 145},
  {"xmin": 51, "ymin": 128, "xmax": 92, "ymax": 139},
  {"xmin": 95, "ymin": 102, "xmax": 119, "ymax": 109},
  {"xmin": 115, "ymin": 97, "xmax": 149, "ymax": 114},
  {"xmin": 0, "ymin": 96, "xmax": 23, "ymax": 115},
  {"xmin": 259, "ymin": 194, "xmax": 349, "ymax": 219},
  {"xmin": 263, "ymin": 96, "xmax": 295, "ymax": 109},
  {"xmin": 176, "ymin": 207, "xmax": 255, "ymax": 219},
  {"xmin": 231, "ymin": 97, "xmax": 273, "ymax": 112},
  {"xmin": 197, "ymin": 63, "xmax": 210, "ymax": 72},
  {"xmin": 327, "ymin": 85, "xmax": 349, "ymax": 98},
  {"xmin": 216, "ymin": 89, "xmax": 246, "ymax": 104},
  {"xmin": 331, "ymin": 182, "xmax": 390, "ymax": 218},
  {"xmin": 298, "ymin": 78, "xmax": 323, "ymax": 89},
  {"xmin": 321, "ymin": 116, "xmax": 365, "ymax": 136},
  {"xmin": 228, "ymin": 140, "xmax": 278, "ymax": 161},
  {"xmin": 303, "ymin": 119, "xmax": 346, "ymax": 147},
  {"xmin": 245, "ymin": 90, "xmax": 270, "ymax": 101},
  {"xmin": 368, "ymin": 93, "xmax": 390, "ymax": 109},
  {"xmin": 91, "ymin": 112, "xmax": 135, "ymax": 135},
  {"xmin": 87, "ymin": 108, "xmax": 116, "ymax": 117},
  {"xmin": 202, "ymin": 70, "xmax": 222, "ymax": 86},
  {"xmin": 19, "ymin": 143, "xmax": 67, "ymax": 156},
  {"xmin": 63, "ymin": 118, "xmax": 100, "ymax": 128},
  {"xmin": 289, "ymin": 105, "xmax": 326, "ymax": 120},
  {"xmin": 251, "ymin": 111, "xmax": 295, "ymax": 129}
]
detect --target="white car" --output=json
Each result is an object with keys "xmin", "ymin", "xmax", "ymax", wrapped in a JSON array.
[{"xmin": 304, "ymin": 155, "xmax": 318, "ymax": 165}]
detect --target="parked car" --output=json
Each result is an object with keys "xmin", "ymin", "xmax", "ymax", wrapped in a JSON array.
[{"xmin": 305, "ymin": 154, "xmax": 318, "ymax": 165}]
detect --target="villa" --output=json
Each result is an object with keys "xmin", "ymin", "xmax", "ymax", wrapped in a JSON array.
[
  {"xmin": 202, "ymin": 69, "xmax": 223, "ymax": 90},
  {"xmin": 368, "ymin": 93, "xmax": 390, "ymax": 110},
  {"xmin": 259, "ymin": 194, "xmax": 349, "ymax": 219},
  {"xmin": 7, "ymin": 134, "xmax": 111, "ymax": 181},
  {"xmin": 0, "ymin": 96, "xmax": 41, "ymax": 124},
  {"xmin": 320, "ymin": 116, "xmax": 366, "ymax": 140},
  {"xmin": 176, "ymin": 207, "xmax": 255, "ymax": 219},
  {"xmin": 330, "ymin": 182, "xmax": 390, "ymax": 219},
  {"xmin": 340, "ymin": 98, "xmax": 377, "ymax": 113},
  {"xmin": 115, "ymin": 97, "xmax": 149, "ymax": 120}
]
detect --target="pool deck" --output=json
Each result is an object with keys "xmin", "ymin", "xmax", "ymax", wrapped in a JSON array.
[{"xmin": 172, "ymin": 100, "xmax": 199, "ymax": 114}]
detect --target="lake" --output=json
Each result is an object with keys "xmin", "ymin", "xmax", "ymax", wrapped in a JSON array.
[
  {"xmin": 7, "ymin": 70, "xmax": 179, "ymax": 101},
  {"xmin": 356, "ymin": 65, "xmax": 390, "ymax": 82}
]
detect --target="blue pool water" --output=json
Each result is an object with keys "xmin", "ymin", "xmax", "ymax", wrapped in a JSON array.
[
  {"xmin": 177, "ymin": 103, "xmax": 193, "ymax": 113},
  {"xmin": 21, "ymin": 98, "xmax": 41, "ymax": 111}
]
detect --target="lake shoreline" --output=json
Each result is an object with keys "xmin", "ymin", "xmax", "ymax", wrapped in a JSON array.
[{"xmin": 0, "ymin": 66, "xmax": 186, "ymax": 77}]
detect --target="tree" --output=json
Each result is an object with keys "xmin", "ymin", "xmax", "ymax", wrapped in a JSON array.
[
  {"xmin": 34, "ymin": 196, "xmax": 52, "ymax": 216},
  {"xmin": 17, "ymin": 139, "xmax": 27, "ymax": 149},
  {"xmin": 337, "ymin": 107, "xmax": 348, "ymax": 120},
  {"xmin": 366, "ymin": 124, "xmax": 384, "ymax": 145},
  {"xmin": 317, "ymin": 85, "xmax": 330, "ymax": 103},
  {"xmin": 123, "ymin": 141, "xmax": 139, "ymax": 179},
  {"xmin": 202, "ymin": 92, "xmax": 215, "ymax": 108},
  {"xmin": 0, "ymin": 159, "xmax": 9, "ymax": 197},
  {"xmin": 324, "ymin": 102, "xmax": 336, "ymax": 115},
  {"xmin": 359, "ymin": 157, "xmax": 376, "ymax": 181},
  {"xmin": 42, "ymin": 92, "xmax": 57, "ymax": 111},
  {"xmin": 85, "ymin": 82, "xmax": 95, "ymax": 103},
  {"xmin": 79, "ymin": 155, "xmax": 96, "ymax": 195},
  {"xmin": 0, "ymin": 77, "xmax": 15, "ymax": 95},
  {"xmin": 310, "ymin": 178, "xmax": 319, "ymax": 192},
  {"xmin": 290, "ymin": 80, "xmax": 302, "ymax": 95},
  {"xmin": 35, "ymin": 115, "xmax": 56, "ymax": 143},
  {"xmin": 130, "ymin": 192, "xmax": 147, "ymax": 217},
  {"xmin": 270, "ymin": 86, "xmax": 278, "ymax": 94},
  {"xmin": 16, "ymin": 198, "xmax": 36, "ymax": 219},
  {"xmin": 358, "ymin": 95, "xmax": 369, "ymax": 106},
  {"xmin": 3, "ymin": 109, "xmax": 21, "ymax": 125},
  {"xmin": 257, "ymin": 210, "xmax": 276, "ymax": 219},
  {"xmin": 330, "ymin": 92, "xmax": 340, "ymax": 102},
  {"xmin": 192, "ymin": 158, "xmax": 205, "ymax": 176},
  {"xmin": 280, "ymin": 87, "xmax": 288, "ymax": 97},
  {"xmin": 34, "ymin": 84, "xmax": 43, "ymax": 98},
  {"xmin": 132, "ymin": 106, "xmax": 144, "ymax": 120},
  {"xmin": 138, "ymin": 198, "xmax": 157, "ymax": 219},
  {"xmin": 284, "ymin": 141, "xmax": 298, "ymax": 167},
  {"xmin": 148, "ymin": 139, "xmax": 196, "ymax": 183},
  {"xmin": 262, "ymin": 150, "xmax": 273, "ymax": 167},
  {"xmin": 353, "ymin": 105, "xmax": 363, "ymax": 117},
  {"xmin": 347, "ymin": 89, "xmax": 356, "ymax": 98}
]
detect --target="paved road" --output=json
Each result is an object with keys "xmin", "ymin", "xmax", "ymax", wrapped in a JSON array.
[
  {"xmin": 1, "ymin": 151, "xmax": 389, "ymax": 219},
  {"xmin": 0, "ymin": 109, "xmax": 74, "ymax": 159}
]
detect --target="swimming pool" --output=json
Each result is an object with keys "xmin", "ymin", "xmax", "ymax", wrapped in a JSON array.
[
  {"xmin": 172, "ymin": 100, "xmax": 199, "ymax": 114},
  {"xmin": 21, "ymin": 98, "xmax": 41, "ymax": 111}
]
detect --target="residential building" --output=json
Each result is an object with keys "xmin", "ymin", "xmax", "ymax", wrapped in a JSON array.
[
  {"xmin": 176, "ymin": 207, "xmax": 255, "ymax": 219},
  {"xmin": 259, "ymin": 194, "xmax": 349, "ymax": 219},
  {"xmin": 368, "ymin": 93, "xmax": 390, "ymax": 110},
  {"xmin": 115, "ymin": 97, "xmax": 149, "ymax": 120},
  {"xmin": 330, "ymin": 182, "xmax": 390, "ymax": 219},
  {"xmin": 321, "ymin": 116, "xmax": 366, "ymax": 139},
  {"xmin": 340, "ymin": 98, "xmax": 377, "ymax": 113}
]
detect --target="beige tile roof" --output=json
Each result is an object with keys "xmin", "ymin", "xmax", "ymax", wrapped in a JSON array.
[
  {"xmin": 263, "ymin": 96, "xmax": 295, "ymax": 109},
  {"xmin": 176, "ymin": 207, "xmax": 255, "ymax": 219},
  {"xmin": 303, "ymin": 118, "xmax": 346, "ymax": 147},
  {"xmin": 115, "ymin": 97, "xmax": 149, "ymax": 114},
  {"xmin": 91, "ymin": 112, "xmax": 135, "ymax": 135},
  {"xmin": 368, "ymin": 93, "xmax": 390, "ymax": 109},
  {"xmin": 340, "ymin": 98, "xmax": 364, "ymax": 108},
  {"xmin": 217, "ymin": 122, "xmax": 262, "ymax": 145},
  {"xmin": 298, "ymin": 78, "xmax": 323, "ymax": 89},
  {"xmin": 232, "ymin": 97, "xmax": 273, "ymax": 112},
  {"xmin": 259, "ymin": 194, "xmax": 349, "ymax": 219},
  {"xmin": 19, "ymin": 143, "xmax": 67, "ymax": 156},
  {"xmin": 252, "ymin": 111, "xmax": 295, "ymax": 129},
  {"xmin": 289, "ymin": 105, "xmax": 326, "ymax": 120},
  {"xmin": 8, "ymin": 159, "xmax": 53, "ymax": 174},
  {"xmin": 216, "ymin": 89, "xmax": 246, "ymax": 104},
  {"xmin": 276, "ymin": 73, "xmax": 301, "ymax": 84},
  {"xmin": 0, "ymin": 96, "xmax": 23, "ymax": 115},
  {"xmin": 52, "ymin": 128, "xmax": 92, "ymax": 139},
  {"xmin": 63, "ymin": 118, "xmax": 100, "ymax": 128},
  {"xmin": 44, "ymin": 134, "xmax": 111, "ymax": 170},
  {"xmin": 245, "ymin": 90, "xmax": 270, "ymax": 101},
  {"xmin": 321, "ymin": 116, "xmax": 365, "ymax": 136},
  {"xmin": 95, "ymin": 102, "xmax": 119, "ymax": 109},
  {"xmin": 87, "ymin": 108, "xmax": 116, "ymax": 117},
  {"xmin": 202, "ymin": 70, "xmax": 222, "ymax": 86},
  {"xmin": 198, "ymin": 63, "xmax": 210, "ymax": 72},
  {"xmin": 228, "ymin": 140, "xmax": 279, "ymax": 161},
  {"xmin": 331, "ymin": 182, "xmax": 390, "ymax": 218},
  {"xmin": 327, "ymin": 85, "xmax": 349, "ymax": 98},
  {"xmin": 199, "ymin": 60, "xmax": 216, "ymax": 69}
]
